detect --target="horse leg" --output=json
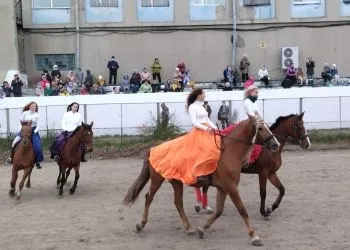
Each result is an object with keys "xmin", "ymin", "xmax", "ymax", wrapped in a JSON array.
[
  {"xmin": 201, "ymin": 185, "xmax": 213, "ymax": 214},
  {"xmin": 56, "ymin": 169, "xmax": 61, "ymax": 189},
  {"xmin": 9, "ymin": 167, "xmax": 18, "ymax": 197},
  {"xmin": 197, "ymin": 187, "xmax": 227, "ymax": 239},
  {"xmin": 58, "ymin": 167, "xmax": 66, "ymax": 198},
  {"xmin": 227, "ymin": 184, "xmax": 263, "ymax": 246},
  {"xmin": 64, "ymin": 168, "xmax": 72, "ymax": 187},
  {"xmin": 170, "ymin": 180, "xmax": 195, "ymax": 235},
  {"xmin": 136, "ymin": 173, "xmax": 164, "ymax": 232},
  {"xmin": 258, "ymin": 173, "xmax": 270, "ymax": 218},
  {"xmin": 69, "ymin": 166, "xmax": 80, "ymax": 195},
  {"xmin": 195, "ymin": 188, "xmax": 202, "ymax": 213},
  {"xmin": 26, "ymin": 167, "xmax": 33, "ymax": 188},
  {"xmin": 267, "ymin": 173, "xmax": 285, "ymax": 213},
  {"xmin": 16, "ymin": 168, "xmax": 32, "ymax": 202}
]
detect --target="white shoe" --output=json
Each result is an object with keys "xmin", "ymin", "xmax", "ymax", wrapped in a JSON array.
[{"xmin": 203, "ymin": 206, "xmax": 214, "ymax": 214}]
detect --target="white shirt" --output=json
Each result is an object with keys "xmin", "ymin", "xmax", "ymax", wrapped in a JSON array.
[
  {"xmin": 61, "ymin": 111, "xmax": 83, "ymax": 132},
  {"xmin": 188, "ymin": 101, "xmax": 216, "ymax": 131},
  {"xmin": 258, "ymin": 69, "xmax": 268, "ymax": 78},
  {"xmin": 244, "ymin": 98, "xmax": 260, "ymax": 117},
  {"xmin": 20, "ymin": 110, "xmax": 40, "ymax": 133}
]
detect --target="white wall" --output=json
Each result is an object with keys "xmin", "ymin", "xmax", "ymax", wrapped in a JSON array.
[{"xmin": 1, "ymin": 87, "xmax": 350, "ymax": 136}]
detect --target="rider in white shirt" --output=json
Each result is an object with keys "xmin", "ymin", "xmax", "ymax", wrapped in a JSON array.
[{"xmin": 243, "ymin": 77, "xmax": 260, "ymax": 118}]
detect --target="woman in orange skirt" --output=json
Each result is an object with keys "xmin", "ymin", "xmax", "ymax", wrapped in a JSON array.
[{"xmin": 149, "ymin": 88, "xmax": 220, "ymax": 211}]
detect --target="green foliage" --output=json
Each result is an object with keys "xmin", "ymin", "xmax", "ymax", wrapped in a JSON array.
[{"xmin": 308, "ymin": 129, "xmax": 350, "ymax": 143}]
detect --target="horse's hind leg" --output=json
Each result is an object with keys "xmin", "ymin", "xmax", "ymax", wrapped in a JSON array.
[
  {"xmin": 26, "ymin": 167, "xmax": 33, "ymax": 188},
  {"xmin": 9, "ymin": 167, "xmax": 18, "ymax": 197},
  {"xmin": 69, "ymin": 166, "xmax": 80, "ymax": 195},
  {"xmin": 136, "ymin": 170, "xmax": 164, "ymax": 232},
  {"xmin": 58, "ymin": 167, "xmax": 66, "ymax": 198},
  {"xmin": 197, "ymin": 187, "xmax": 227, "ymax": 238},
  {"xmin": 258, "ymin": 173, "xmax": 270, "ymax": 218},
  {"xmin": 227, "ymin": 184, "xmax": 262, "ymax": 246},
  {"xmin": 65, "ymin": 168, "xmax": 72, "ymax": 185},
  {"xmin": 56, "ymin": 168, "xmax": 62, "ymax": 189},
  {"xmin": 170, "ymin": 180, "xmax": 194, "ymax": 235},
  {"xmin": 16, "ymin": 168, "xmax": 32, "ymax": 202},
  {"xmin": 267, "ymin": 173, "xmax": 285, "ymax": 213}
]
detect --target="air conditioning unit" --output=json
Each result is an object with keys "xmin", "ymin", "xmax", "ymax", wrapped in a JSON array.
[
  {"xmin": 243, "ymin": 0, "xmax": 271, "ymax": 6},
  {"xmin": 281, "ymin": 47, "xmax": 299, "ymax": 69}
]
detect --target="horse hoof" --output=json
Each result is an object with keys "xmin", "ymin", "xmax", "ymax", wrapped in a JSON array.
[
  {"xmin": 136, "ymin": 223, "xmax": 143, "ymax": 232},
  {"xmin": 69, "ymin": 189, "xmax": 75, "ymax": 195},
  {"xmin": 251, "ymin": 236, "xmax": 263, "ymax": 246},
  {"xmin": 26, "ymin": 184, "xmax": 31, "ymax": 188},
  {"xmin": 58, "ymin": 194, "xmax": 63, "ymax": 199},
  {"xmin": 197, "ymin": 227, "xmax": 204, "ymax": 239},
  {"xmin": 15, "ymin": 196, "xmax": 21, "ymax": 202},
  {"xmin": 264, "ymin": 215, "xmax": 271, "ymax": 221},
  {"xmin": 187, "ymin": 228, "xmax": 196, "ymax": 236},
  {"xmin": 195, "ymin": 204, "xmax": 201, "ymax": 213},
  {"xmin": 56, "ymin": 185, "xmax": 60, "ymax": 190},
  {"xmin": 8, "ymin": 190, "xmax": 15, "ymax": 197},
  {"xmin": 266, "ymin": 207, "xmax": 272, "ymax": 215}
]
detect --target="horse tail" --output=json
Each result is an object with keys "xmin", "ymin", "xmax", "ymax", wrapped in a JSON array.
[{"xmin": 123, "ymin": 150, "xmax": 151, "ymax": 207}]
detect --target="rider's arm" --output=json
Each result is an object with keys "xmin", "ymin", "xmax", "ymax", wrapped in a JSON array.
[
  {"xmin": 33, "ymin": 113, "xmax": 39, "ymax": 133},
  {"xmin": 188, "ymin": 105, "xmax": 209, "ymax": 131},
  {"xmin": 61, "ymin": 112, "xmax": 68, "ymax": 131},
  {"xmin": 244, "ymin": 99, "xmax": 255, "ymax": 117}
]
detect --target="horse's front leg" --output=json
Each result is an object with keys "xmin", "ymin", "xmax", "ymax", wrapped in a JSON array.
[
  {"xmin": 26, "ymin": 167, "xmax": 33, "ymax": 188},
  {"xmin": 258, "ymin": 173, "xmax": 270, "ymax": 218},
  {"xmin": 69, "ymin": 166, "xmax": 80, "ymax": 195},
  {"xmin": 268, "ymin": 172, "xmax": 285, "ymax": 213},
  {"xmin": 58, "ymin": 166, "xmax": 66, "ymax": 198},
  {"xmin": 9, "ymin": 167, "xmax": 18, "ymax": 197}
]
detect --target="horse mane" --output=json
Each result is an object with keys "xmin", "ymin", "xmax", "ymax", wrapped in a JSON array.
[
  {"xmin": 70, "ymin": 125, "xmax": 83, "ymax": 137},
  {"xmin": 270, "ymin": 114, "xmax": 296, "ymax": 131}
]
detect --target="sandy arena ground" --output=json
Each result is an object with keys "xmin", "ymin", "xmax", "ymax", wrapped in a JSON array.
[{"xmin": 0, "ymin": 150, "xmax": 349, "ymax": 250}]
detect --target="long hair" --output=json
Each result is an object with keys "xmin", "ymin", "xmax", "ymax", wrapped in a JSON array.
[
  {"xmin": 23, "ymin": 101, "xmax": 38, "ymax": 112},
  {"xmin": 67, "ymin": 102, "xmax": 80, "ymax": 112},
  {"xmin": 186, "ymin": 88, "xmax": 203, "ymax": 110}
]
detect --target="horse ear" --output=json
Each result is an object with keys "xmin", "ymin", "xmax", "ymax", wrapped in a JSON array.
[
  {"xmin": 89, "ymin": 121, "xmax": 94, "ymax": 127},
  {"xmin": 81, "ymin": 121, "xmax": 84, "ymax": 126},
  {"xmin": 298, "ymin": 111, "xmax": 305, "ymax": 120}
]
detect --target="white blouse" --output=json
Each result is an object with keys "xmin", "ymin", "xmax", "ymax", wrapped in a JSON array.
[
  {"xmin": 258, "ymin": 69, "xmax": 268, "ymax": 78},
  {"xmin": 61, "ymin": 111, "xmax": 83, "ymax": 132},
  {"xmin": 188, "ymin": 101, "xmax": 216, "ymax": 131},
  {"xmin": 20, "ymin": 110, "xmax": 40, "ymax": 133},
  {"xmin": 244, "ymin": 98, "xmax": 260, "ymax": 117}
]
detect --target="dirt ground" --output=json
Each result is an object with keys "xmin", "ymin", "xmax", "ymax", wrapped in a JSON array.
[{"xmin": 0, "ymin": 150, "xmax": 349, "ymax": 250}]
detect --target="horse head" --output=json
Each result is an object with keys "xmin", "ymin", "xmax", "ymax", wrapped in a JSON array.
[
  {"xmin": 287, "ymin": 112, "xmax": 311, "ymax": 149},
  {"xmin": 20, "ymin": 121, "xmax": 32, "ymax": 146},
  {"xmin": 250, "ymin": 115, "xmax": 280, "ymax": 152},
  {"xmin": 81, "ymin": 122, "xmax": 94, "ymax": 153}
]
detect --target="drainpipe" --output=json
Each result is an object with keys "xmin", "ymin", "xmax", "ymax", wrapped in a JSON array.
[
  {"xmin": 232, "ymin": 0, "xmax": 237, "ymax": 67},
  {"xmin": 75, "ymin": 0, "xmax": 80, "ymax": 69}
]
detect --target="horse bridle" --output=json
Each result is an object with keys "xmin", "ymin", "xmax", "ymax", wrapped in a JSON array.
[{"xmin": 275, "ymin": 122, "xmax": 309, "ymax": 146}]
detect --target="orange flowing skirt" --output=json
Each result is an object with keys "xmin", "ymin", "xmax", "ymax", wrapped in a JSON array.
[{"xmin": 149, "ymin": 126, "xmax": 221, "ymax": 185}]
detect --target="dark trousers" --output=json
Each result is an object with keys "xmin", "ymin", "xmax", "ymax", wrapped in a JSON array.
[
  {"xmin": 260, "ymin": 76, "xmax": 269, "ymax": 86},
  {"xmin": 109, "ymin": 72, "xmax": 117, "ymax": 85},
  {"xmin": 151, "ymin": 84, "xmax": 158, "ymax": 93},
  {"xmin": 220, "ymin": 118, "xmax": 229, "ymax": 129},
  {"xmin": 242, "ymin": 73, "xmax": 248, "ymax": 82},
  {"xmin": 152, "ymin": 73, "xmax": 161, "ymax": 83}
]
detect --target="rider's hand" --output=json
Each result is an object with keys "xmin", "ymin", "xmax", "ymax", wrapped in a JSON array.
[{"xmin": 207, "ymin": 128, "xmax": 214, "ymax": 134}]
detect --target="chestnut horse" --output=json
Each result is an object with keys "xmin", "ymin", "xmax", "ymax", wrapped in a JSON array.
[
  {"xmin": 56, "ymin": 122, "xmax": 94, "ymax": 198},
  {"xmin": 196, "ymin": 113, "xmax": 311, "ymax": 219},
  {"xmin": 9, "ymin": 122, "xmax": 35, "ymax": 202},
  {"xmin": 123, "ymin": 116, "xmax": 280, "ymax": 247}
]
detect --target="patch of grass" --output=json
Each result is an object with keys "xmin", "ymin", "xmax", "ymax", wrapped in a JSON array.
[{"xmin": 308, "ymin": 129, "xmax": 350, "ymax": 143}]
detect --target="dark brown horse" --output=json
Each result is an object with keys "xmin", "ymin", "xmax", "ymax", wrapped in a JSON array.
[
  {"xmin": 123, "ymin": 116, "xmax": 280, "ymax": 246},
  {"xmin": 196, "ymin": 113, "xmax": 311, "ymax": 219},
  {"xmin": 9, "ymin": 122, "xmax": 35, "ymax": 202},
  {"xmin": 56, "ymin": 122, "xmax": 94, "ymax": 198}
]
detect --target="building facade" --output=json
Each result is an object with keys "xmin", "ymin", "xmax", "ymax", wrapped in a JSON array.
[{"xmin": 2, "ymin": 0, "xmax": 350, "ymax": 84}]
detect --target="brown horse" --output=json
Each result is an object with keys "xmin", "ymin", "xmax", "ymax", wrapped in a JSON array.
[
  {"xmin": 123, "ymin": 116, "xmax": 280, "ymax": 246},
  {"xmin": 9, "ymin": 122, "xmax": 35, "ymax": 202},
  {"xmin": 196, "ymin": 113, "xmax": 311, "ymax": 219},
  {"xmin": 56, "ymin": 122, "xmax": 94, "ymax": 198}
]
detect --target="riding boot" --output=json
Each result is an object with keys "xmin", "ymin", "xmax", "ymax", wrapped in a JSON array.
[
  {"xmin": 5, "ymin": 147, "xmax": 15, "ymax": 164},
  {"xmin": 197, "ymin": 175, "xmax": 209, "ymax": 185},
  {"xmin": 36, "ymin": 162, "xmax": 42, "ymax": 169}
]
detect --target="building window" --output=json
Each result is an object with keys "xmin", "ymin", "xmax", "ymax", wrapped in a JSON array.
[
  {"xmin": 292, "ymin": 0, "xmax": 321, "ymax": 5},
  {"xmin": 35, "ymin": 54, "xmax": 75, "ymax": 71},
  {"xmin": 243, "ymin": 0, "xmax": 271, "ymax": 6},
  {"xmin": 33, "ymin": 0, "xmax": 70, "ymax": 8},
  {"xmin": 141, "ymin": 0, "xmax": 170, "ymax": 7},
  {"xmin": 90, "ymin": 0, "xmax": 119, "ymax": 7},
  {"xmin": 192, "ymin": 0, "xmax": 225, "ymax": 6}
]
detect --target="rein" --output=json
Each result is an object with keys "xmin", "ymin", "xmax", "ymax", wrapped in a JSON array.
[{"xmin": 273, "ymin": 122, "xmax": 309, "ymax": 146}]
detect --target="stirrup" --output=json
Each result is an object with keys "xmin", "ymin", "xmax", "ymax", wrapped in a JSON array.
[
  {"xmin": 53, "ymin": 155, "xmax": 60, "ymax": 162},
  {"xmin": 5, "ymin": 158, "xmax": 12, "ymax": 165}
]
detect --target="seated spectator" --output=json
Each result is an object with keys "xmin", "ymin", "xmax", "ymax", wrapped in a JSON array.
[
  {"xmin": 54, "ymin": 75, "xmax": 64, "ymax": 87},
  {"xmin": 321, "ymin": 63, "xmax": 332, "ymax": 83},
  {"xmin": 177, "ymin": 59, "xmax": 186, "ymax": 75},
  {"xmin": 163, "ymin": 79, "xmax": 171, "ymax": 92},
  {"xmin": 223, "ymin": 65, "xmax": 236, "ymax": 87},
  {"xmin": 42, "ymin": 69, "xmax": 52, "ymax": 83},
  {"xmin": 297, "ymin": 67, "xmax": 306, "ymax": 85},
  {"xmin": 130, "ymin": 70, "xmax": 141, "ymax": 88},
  {"xmin": 171, "ymin": 80, "xmax": 181, "ymax": 92},
  {"xmin": 284, "ymin": 63, "xmax": 297, "ymax": 87},
  {"xmin": 44, "ymin": 83, "xmax": 53, "ymax": 96},
  {"xmin": 111, "ymin": 86, "xmax": 120, "ymax": 94},
  {"xmin": 97, "ymin": 75, "xmax": 106, "ymax": 86},
  {"xmin": 330, "ymin": 64, "xmax": 339, "ymax": 84},
  {"xmin": 258, "ymin": 65, "xmax": 269, "ymax": 87},
  {"xmin": 39, "ymin": 75, "xmax": 50, "ymax": 89},
  {"xmin": 120, "ymin": 73, "xmax": 130, "ymax": 93},
  {"xmin": 222, "ymin": 82, "xmax": 233, "ymax": 91},
  {"xmin": 139, "ymin": 81, "xmax": 152, "ymax": 93},
  {"xmin": 51, "ymin": 81, "xmax": 59, "ymax": 96},
  {"xmin": 2, "ymin": 81, "xmax": 12, "ymax": 97},
  {"xmin": 51, "ymin": 65, "xmax": 61, "ymax": 79},
  {"xmin": 183, "ymin": 70, "xmax": 191, "ymax": 85},
  {"xmin": 183, "ymin": 82, "xmax": 193, "ymax": 92},
  {"xmin": 84, "ymin": 70, "xmax": 94, "ymax": 92},
  {"xmin": 141, "ymin": 68, "xmax": 152, "ymax": 84},
  {"xmin": 65, "ymin": 71, "xmax": 76, "ymax": 84},
  {"xmin": 80, "ymin": 84, "xmax": 89, "ymax": 95},
  {"xmin": 59, "ymin": 87, "xmax": 70, "ymax": 96},
  {"xmin": 35, "ymin": 82, "xmax": 44, "ymax": 96},
  {"xmin": 91, "ymin": 84, "xmax": 102, "ymax": 95},
  {"xmin": 173, "ymin": 68, "xmax": 183, "ymax": 89},
  {"xmin": 151, "ymin": 58, "xmax": 162, "ymax": 83},
  {"xmin": 66, "ymin": 81, "xmax": 78, "ymax": 95}
]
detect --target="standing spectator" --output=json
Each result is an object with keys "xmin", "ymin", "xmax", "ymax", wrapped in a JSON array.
[
  {"xmin": 84, "ymin": 70, "xmax": 94, "ymax": 92},
  {"xmin": 218, "ymin": 101, "xmax": 230, "ymax": 129},
  {"xmin": 306, "ymin": 57, "xmax": 315, "ymax": 84},
  {"xmin": 3, "ymin": 81, "xmax": 12, "ymax": 97},
  {"xmin": 239, "ymin": 54, "xmax": 250, "ymax": 82},
  {"xmin": 330, "ymin": 64, "xmax": 339, "ymax": 84},
  {"xmin": 76, "ymin": 67, "xmax": 84, "ymax": 86},
  {"xmin": 173, "ymin": 68, "xmax": 183, "ymax": 90},
  {"xmin": 39, "ymin": 75, "xmax": 50, "ymax": 89},
  {"xmin": 223, "ymin": 65, "xmax": 236, "ymax": 87},
  {"xmin": 203, "ymin": 101, "xmax": 212, "ymax": 118},
  {"xmin": 151, "ymin": 58, "xmax": 162, "ymax": 83},
  {"xmin": 141, "ymin": 68, "xmax": 152, "ymax": 83},
  {"xmin": 177, "ymin": 59, "xmax": 186, "ymax": 76},
  {"xmin": 160, "ymin": 103, "xmax": 169, "ymax": 128},
  {"xmin": 258, "ymin": 65, "xmax": 269, "ymax": 87},
  {"xmin": 35, "ymin": 82, "xmax": 44, "ymax": 96},
  {"xmin": 11, "ymin": 74, "xmax": 23, "ymax": 97},
  {"xmin": 107, "ymin": 56, "xmax": 119, "ymax": 85},
  {"xmin": 139, "ymin": 81, "xmax": 152, "ymax": 93},
  {"xmin": 321, "ymin": 63, "xmax": 332, "ymax": 84},
  {"xmin": 44, "ymin": 83, "xmax": 53, "ymax": 96},
  {"xmin": 51, "ymin": 65, "xmax": 61, "ymax": 79}
]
